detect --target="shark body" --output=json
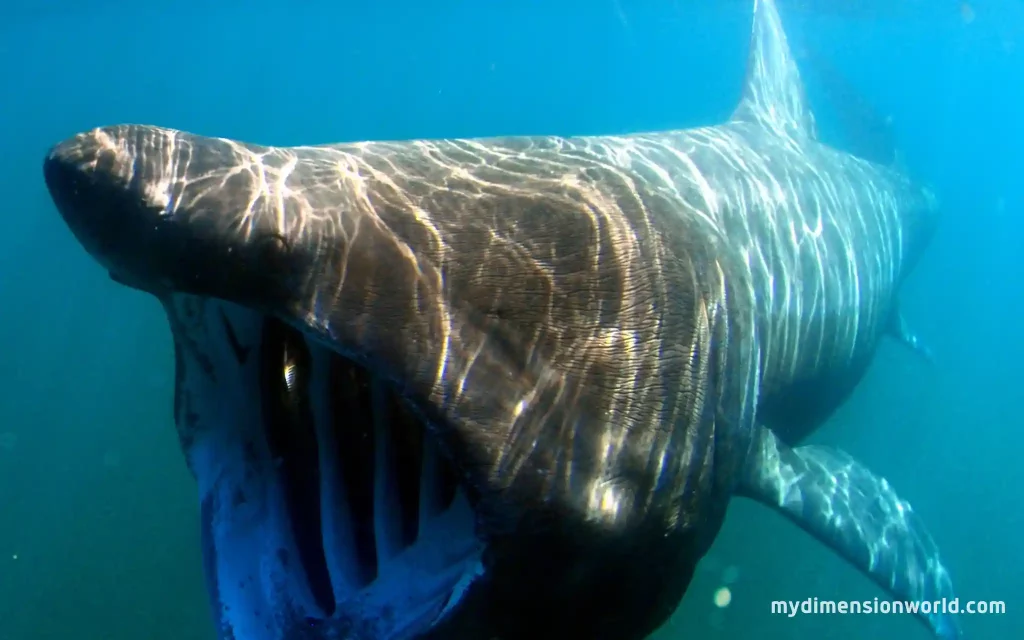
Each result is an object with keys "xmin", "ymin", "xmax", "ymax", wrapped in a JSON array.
[{"xmin": 42, "ymin": 1, "xmax": 959, "ymax": 638}]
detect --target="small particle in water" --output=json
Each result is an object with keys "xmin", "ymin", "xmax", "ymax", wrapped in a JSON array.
[
  {"xmin": 721, "ymin": 564, "xmax": 740, "ymax": 584},
  {"xmin": 714, "ymin": 586, "xmax": 732, "ymax": 608},
  {"xmin": 12, "ymin": 554, "xmax": 18, "ymax": 560},
  {"xmin": 0, "ymin": 432, "xmax": 17, "ymax": 450}
]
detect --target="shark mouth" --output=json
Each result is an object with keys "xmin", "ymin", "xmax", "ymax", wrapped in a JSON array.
[{"xmin": 171, "ymin": 296, "xmax": 484, "ymax": 640}]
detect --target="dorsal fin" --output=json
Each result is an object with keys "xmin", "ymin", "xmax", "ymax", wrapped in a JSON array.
[{"xmin": 731, "ymin": 0, "xmax": 817, "ymax": 139}]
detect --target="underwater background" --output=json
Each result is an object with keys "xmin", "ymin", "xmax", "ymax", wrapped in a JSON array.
[{"xmin": 0, "ymin": 0, "xmax": 1020, "ymax": 638}]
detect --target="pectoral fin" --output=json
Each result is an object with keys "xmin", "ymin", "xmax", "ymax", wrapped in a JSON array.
[{"xmin": 738, "ymin": 425, "xmax": 962, "ymax": 639}]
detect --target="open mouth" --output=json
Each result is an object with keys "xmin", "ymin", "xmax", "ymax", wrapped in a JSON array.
[{"xmin": 173, "ymin": 296, "xmax": 484, "ymax": 640}]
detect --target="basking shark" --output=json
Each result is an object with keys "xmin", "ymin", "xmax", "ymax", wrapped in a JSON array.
[{"xmin": 42, "ymin": 0, "xmax": 959, "ymax": 638}]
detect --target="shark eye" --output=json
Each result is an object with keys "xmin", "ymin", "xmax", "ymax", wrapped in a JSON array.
[
  {"xmin": 261, "ymin": 232, "xmax": 289, "ymax": 252},
  {"xmin": 255, "ymin": 232, "xmax": 291, "ymax": 266}
]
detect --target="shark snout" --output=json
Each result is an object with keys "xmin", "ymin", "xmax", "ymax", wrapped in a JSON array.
[
  {"xmin": 44, "ymin": 127, "xmax": 152, "ymax": 280},
  {"xmin": 44, "ymin": 125, "xmax": 313, "ymax": 306},
  {"xmin": 43, "ymin": 125, "xmax": 153, "ymax": 203}
]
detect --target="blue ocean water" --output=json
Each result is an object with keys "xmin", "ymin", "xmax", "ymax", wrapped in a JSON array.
[{"xmin": 0, "ymin": 1, "xmax": 1020, "ymax": 638}]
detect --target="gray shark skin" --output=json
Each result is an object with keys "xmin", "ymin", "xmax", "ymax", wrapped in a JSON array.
[{"xmin": 42, "ymin": 1, "xmax": 960, "ymax": 639}]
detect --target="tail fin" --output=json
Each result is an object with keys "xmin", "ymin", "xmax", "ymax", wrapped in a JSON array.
[{"xmin": 738, "ymin": 425, "xmax": 962, "ymax": 639}]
